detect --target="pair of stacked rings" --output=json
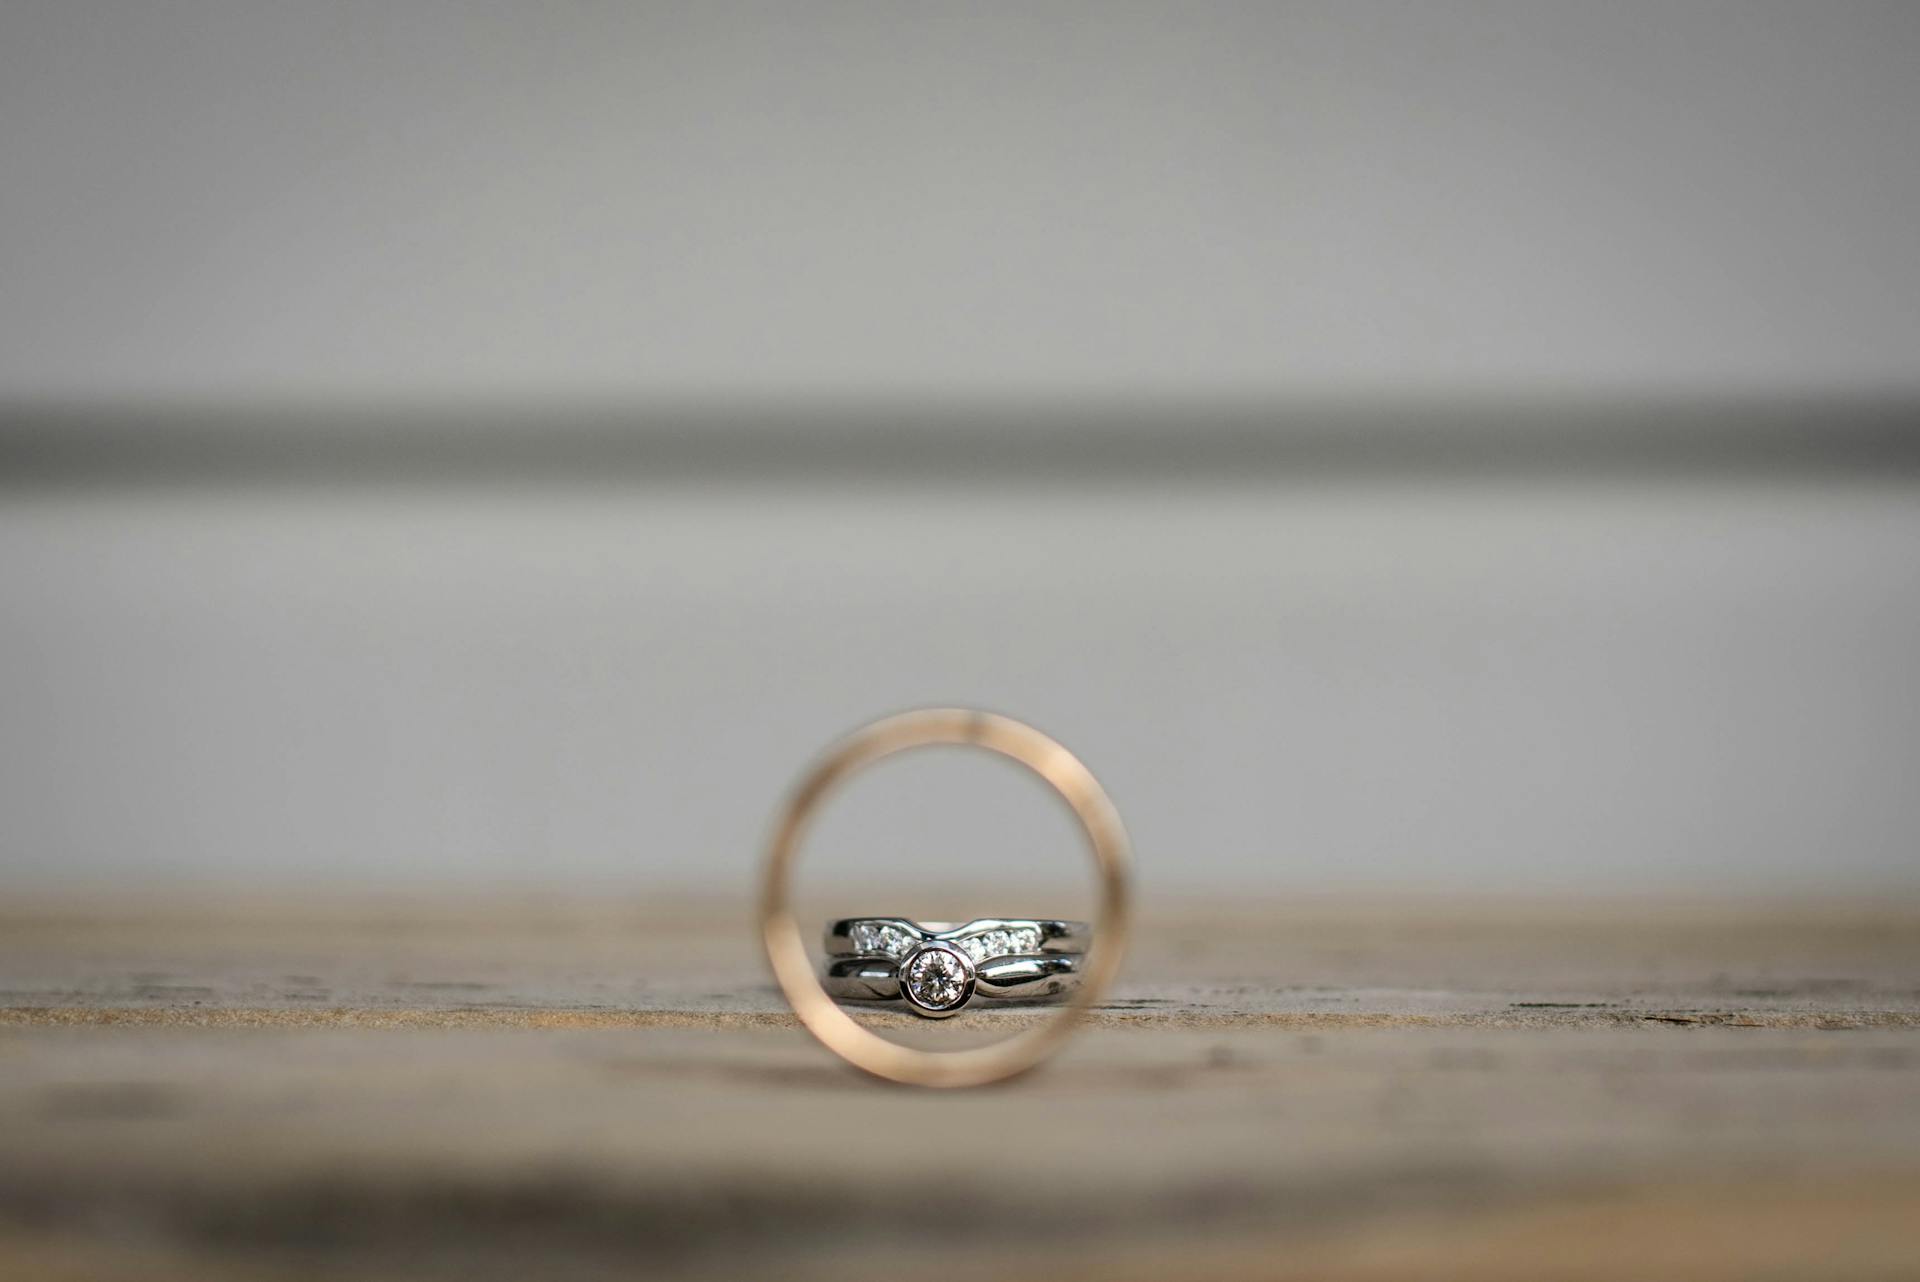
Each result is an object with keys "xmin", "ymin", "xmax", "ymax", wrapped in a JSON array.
[{"xmin": 823, "ymin": 917, "xmax": 1090, "ymax": 1017}]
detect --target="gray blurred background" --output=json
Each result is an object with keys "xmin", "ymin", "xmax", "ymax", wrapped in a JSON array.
[{"xmin": 2, "ymin": 1, "xmax": 1917, "ymax": 899}]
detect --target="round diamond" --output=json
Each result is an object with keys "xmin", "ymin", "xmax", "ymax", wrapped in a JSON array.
[
  {"xmin": 851, "ymin": 922, "xmax": 914, "ymax": 958},
  {"xmin": 902, "ymin": 946, "xmax": 972, "ymax": 1011}
]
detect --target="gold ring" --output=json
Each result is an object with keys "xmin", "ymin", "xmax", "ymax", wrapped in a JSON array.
[{"xmin": 758, "ymin": 708, "xmax": 1133, "ymax": 1087}]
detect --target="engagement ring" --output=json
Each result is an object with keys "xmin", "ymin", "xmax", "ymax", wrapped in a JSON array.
[{"xmin": 823, "ymin": 917, "xmax": 1090, "ymax": 1016}]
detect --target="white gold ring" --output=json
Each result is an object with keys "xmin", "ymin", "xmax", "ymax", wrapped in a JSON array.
[{"xmin": 823, "ymin": 917, "xmax": 1088, "ymax": 1017}]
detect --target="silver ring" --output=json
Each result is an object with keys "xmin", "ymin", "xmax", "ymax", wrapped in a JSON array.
[{"xmin": 823, "ymin": 917, "xmax": 1089, "ymax": 1018}]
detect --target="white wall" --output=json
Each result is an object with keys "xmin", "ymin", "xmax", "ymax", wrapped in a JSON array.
[
  {"xmin": 6, "ymin": 474, "xmax": 1915, "ymax": 894},
  {"xmin": 3, "ymin": 1, "xmax": 1919, "ymax": 399}
]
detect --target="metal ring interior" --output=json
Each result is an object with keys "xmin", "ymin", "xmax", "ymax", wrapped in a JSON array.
[{"xmin": 759, "ymin": 708, "xmax": 1133, "ymax": 1087}]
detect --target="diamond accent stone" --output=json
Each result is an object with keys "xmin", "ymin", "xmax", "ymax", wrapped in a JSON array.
[
  {"xmin": 957, "ymin": 926, "xmax": 1042, "ymax": 963},
  {"xmin": 903, "ymin": 946, "xmax": 971, "ymax": 1010},
  {"xmin": 850, "ymin": 922, "xmax": 914, "ymax": 958}
]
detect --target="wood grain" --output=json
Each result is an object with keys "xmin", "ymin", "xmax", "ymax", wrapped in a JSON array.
[{"xmin": 2, "ymin": 893, "xmax": 1916, "ymax": 1279}]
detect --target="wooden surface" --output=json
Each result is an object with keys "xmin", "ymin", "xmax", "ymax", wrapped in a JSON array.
[{"xmin": 3, "ymin": 893, "xmax": 1918, "ymax": 1279}]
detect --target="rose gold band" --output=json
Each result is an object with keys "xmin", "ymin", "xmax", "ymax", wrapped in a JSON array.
[{"xmin": 758, "ymin": 708, "xmax": 1133, "ymax": 1087}]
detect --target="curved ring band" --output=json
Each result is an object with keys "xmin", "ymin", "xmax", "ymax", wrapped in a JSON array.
[
  {"xmin": 824, "ymin": 953, "xmax": 1084, "ymax": 1006},
  {"xmin": 759, "ymin": 708, "xmax": 1132, "ymax": 1088},
  {"xmin": 825, "ymin": 917, "xmax": 1092, "ymax": 959}
]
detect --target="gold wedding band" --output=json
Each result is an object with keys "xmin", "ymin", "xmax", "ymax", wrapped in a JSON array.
[{"xmin": 758, "ymin": 708, "xmax": 1133, "ymax": 1087}]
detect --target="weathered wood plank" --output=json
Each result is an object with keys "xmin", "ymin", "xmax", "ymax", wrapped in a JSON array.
[{"xmin": 2, "ymin": 895, "xmax": 1916, "ymax": 1279}]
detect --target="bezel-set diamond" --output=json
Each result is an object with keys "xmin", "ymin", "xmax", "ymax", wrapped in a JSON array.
[{"xmin": 899, "ymin": 943, "xmax": 975, "ymax": 1016}]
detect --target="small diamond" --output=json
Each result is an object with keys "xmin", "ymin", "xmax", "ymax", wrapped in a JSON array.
[
  {"xmin": 958, "ymin": 927, "xmax": 1044, "ymax": 961},
  {"xmin": 903, "ymin": 946, "xmax": 971, "ymax": 1010},
  {"xmin": 851, "ymin": 922, "xmax": 914, "ymax": 958}
]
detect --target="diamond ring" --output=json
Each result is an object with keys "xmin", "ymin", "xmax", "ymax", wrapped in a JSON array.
[{"xmin": 823, "ymin": 917, "xmax": 1089, "ymax": 1017}]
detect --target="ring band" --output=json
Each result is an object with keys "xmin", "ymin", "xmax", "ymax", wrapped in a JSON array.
[
  {"xmin": 759, "ymin": 708, "xmax": 1132, "ymax": 1088},
  {"xmin": 826, "ymin": 917, "xmax": 1091, "ymax": 960},
  {"xmin": 824, "ymin": 918, "xmax": 1090, "ymax": 1016},
  {"xmin": 825, "ymin": 953, "xmax": 1084, "ymax": 1011}
]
